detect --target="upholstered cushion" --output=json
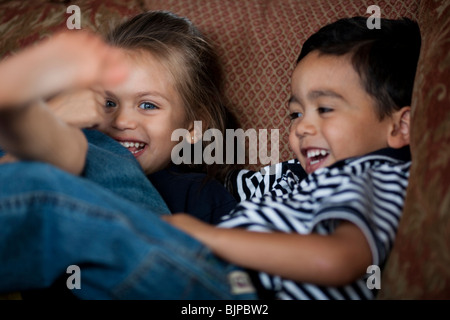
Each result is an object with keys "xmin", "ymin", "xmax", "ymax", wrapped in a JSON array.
[
  {"xmin": 378, "ymin": 0, "xmax": 450, "ymax": 299},
  {"xmin": 143, "ymin": 0, "xmax": 420, "ymax": 169},
  {"xmin": 0, "ymin": 0, "xmax": 419, "ymax": 170}
]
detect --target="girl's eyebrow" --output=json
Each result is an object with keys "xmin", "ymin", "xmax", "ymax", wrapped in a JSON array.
[
  {"xmin": 104, "ymin": 90, "xmax": 118, "ymax": 100},
  {"xmin": 135, "ymin": 91, "xmax": 171, "ymax": 103},
  {"xmin": 104, "ymin": 90, "xmax": 171, "ymax": 103}
]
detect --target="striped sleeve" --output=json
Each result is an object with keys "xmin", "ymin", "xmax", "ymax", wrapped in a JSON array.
[
  {"xmin": 311, "ymin": 161, "xmax": 411, "ymax": 266},
  {"xmin": 224, "ymin": 159, "xmax": 306, "ymax": 202}
]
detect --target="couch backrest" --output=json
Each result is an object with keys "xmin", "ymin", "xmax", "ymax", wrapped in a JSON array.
[
  {"xmin": 156, "ymin": 0, "xmax": 420, "ymax": 169},
  {"xmin": 0, "ymin": 0, "xmax": 419, "ymax": 170},
  {"xmin": 378, "ymin": 0, "xmax": 450, "ymax": 299}
]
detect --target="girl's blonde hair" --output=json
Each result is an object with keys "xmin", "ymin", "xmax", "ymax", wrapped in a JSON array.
[{"xmin": 105, "ymin": 10, "xmax": 241, "ymax": 182}]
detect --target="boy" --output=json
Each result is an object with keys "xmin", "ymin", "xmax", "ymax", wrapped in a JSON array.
[
  {"xmin": 0, "ymin": 16, "xmax": 420, "ymax": 300},
  {"xmin": 165, "ymin": 16, "xmax": 420, "ymax": 299}
]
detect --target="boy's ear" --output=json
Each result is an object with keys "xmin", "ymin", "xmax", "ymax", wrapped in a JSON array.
[{"xmin": 387, "ymin": 106, "xmax": 411, "ymax": 149}]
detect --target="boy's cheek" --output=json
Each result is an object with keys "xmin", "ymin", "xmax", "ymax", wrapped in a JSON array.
[{"xmin": 288, "ymin": 136, "xmax": 304, "ymax": 166}]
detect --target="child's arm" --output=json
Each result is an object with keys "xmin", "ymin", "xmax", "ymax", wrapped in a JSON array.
[
  {"xmin": 164, "ymin": 214, "xmax": 372, "ymax": 286},
  {"xmin": 0, "ymin": 99, "xmax": 88, "ymax": 174},
  {"xmin": 0, "ymin": 31, "xmax": 127, "ymax": 174}
]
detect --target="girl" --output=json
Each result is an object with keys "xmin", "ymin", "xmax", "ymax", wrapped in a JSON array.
[
  {"xmin": 0, "ymin": 11, "xmax": 239, "ymax": 224},
  {"xmin": 0, "ymin": 9, "xmax": 244, "ymax": 300},
  {"xmin": 102, "ymin": 11, "xmax": 241, "ymax": 224}
]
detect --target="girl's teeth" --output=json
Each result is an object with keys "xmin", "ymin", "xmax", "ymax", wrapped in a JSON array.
[{"xmin": 120, "ymin": 142, "xmax": 145, "ymax": 148}]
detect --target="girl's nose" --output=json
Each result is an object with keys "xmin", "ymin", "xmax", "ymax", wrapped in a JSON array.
[{"xmin": 111, "ymin": 107, "xmax": 138, "ymax": 131}]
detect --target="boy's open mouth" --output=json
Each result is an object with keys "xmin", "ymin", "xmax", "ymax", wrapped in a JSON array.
[{"xmin": 302, "ymin": 148, "xmax": 330, "ymax": 173}]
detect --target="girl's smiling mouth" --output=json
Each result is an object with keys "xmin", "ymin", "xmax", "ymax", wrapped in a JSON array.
[{"xmin": 117, "ymin": 140, "xmax": 147, "ymax": 156}]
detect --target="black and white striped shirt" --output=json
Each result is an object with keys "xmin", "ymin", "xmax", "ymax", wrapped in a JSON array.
[{"xmin": 221, "ymin": 147, "xmax": 411, "ymax": 300}]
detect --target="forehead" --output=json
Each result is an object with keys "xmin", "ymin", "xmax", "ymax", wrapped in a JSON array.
[
  {"xmin": 103, "ymin": 49, "xmax": 183, "ymax": 107},
  {"xmin": 290, "ymin": 51, "xmax": 379, "ymax": 117},
  {"xmin": 291, "ymin": 51, "xmax": 366, "ymax": 99},
  {"xmin": 125, "ymin": 49, "xmax": 174, "ymax": 81},
  {"xmin": 293, "ymin": 51, "xmax": 357, "ymax": 83}
]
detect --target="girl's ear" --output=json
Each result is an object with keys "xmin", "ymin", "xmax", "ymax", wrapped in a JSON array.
[
  {"xmin": 187, "ymin": 120, "xmax": 202, "ymax": 144},
  {"xmin": 387, "ymin": 106, "xmax": 411, "ymax": 149}
]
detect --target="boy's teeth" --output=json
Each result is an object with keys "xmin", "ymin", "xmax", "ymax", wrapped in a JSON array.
[{"xmin": 307, "ymin": 149, "xmax": 328, "ymax": 158}]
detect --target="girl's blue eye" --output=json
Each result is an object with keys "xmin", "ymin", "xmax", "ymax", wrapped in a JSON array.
[
  {"xmin": 139, "ymin": 102, "xmax": 157, "ymax": 110},
  {"xmin": 289, "ymin": 112, "xmax": 303, "ymax": 121},
  {"xmin": 105, "ymin": 100, "xmax": 117, "ymax": 108}
]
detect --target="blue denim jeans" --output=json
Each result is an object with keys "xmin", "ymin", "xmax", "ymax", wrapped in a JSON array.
[{"xmin": 0, "ymin": 130, "xmax": 257, "ymax": 299}]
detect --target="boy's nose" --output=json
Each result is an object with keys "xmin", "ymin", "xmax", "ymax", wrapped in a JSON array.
[{"xmin": 293, "ymin": 116, "xmax": 316, "ymax": 137}]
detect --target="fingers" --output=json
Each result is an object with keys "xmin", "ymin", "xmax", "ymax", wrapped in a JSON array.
[
  {"xmin": 49, "ymin": 30, "xmax": 129, "ymax": 89},
  {"xmin": 0, "ymin": 30, "xmax": 129, "ymax": 107},
  {"xmin": 98, "ymin": 46, "xmax": 129, "ymax": 87},
  {"xmin": 47, "ymin": 88, "xmax": 107, "ymax": 128}
]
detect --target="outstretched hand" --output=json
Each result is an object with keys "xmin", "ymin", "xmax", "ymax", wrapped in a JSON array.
[
  {"xmin": 0, "ymin": 30, "xmax": 128, "ymax": 108},
  {"xmin": 0, "ymin": 30, "xmax": 129, "ymax": 175}
]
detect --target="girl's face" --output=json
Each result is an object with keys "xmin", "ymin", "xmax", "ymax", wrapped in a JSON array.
[
  {"xmin": 288, "ymin": 51, "xmax": 392, "ymax": 174},
  {"xmin": 98, "ymin": 51, "xmax": 192, "ymax": 174}
]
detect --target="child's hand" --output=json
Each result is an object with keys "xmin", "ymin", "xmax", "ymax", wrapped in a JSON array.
[
  {"xmin": 162, "ymin": 214, "xmax": 216, "ymax": 244},
  {"xmin": 0, "ymin": 30, "xmax": 128, "ymax": 108},
  {"xmin": 47, "ymin": 88, "xmax": 106, "ymax": 129},
  {"xmin": 0, "ymin": 153, "xmax": 18, "ymax": 164}
]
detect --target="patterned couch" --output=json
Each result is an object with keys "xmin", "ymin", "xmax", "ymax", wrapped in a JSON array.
[{"xmin": 1, "ymin": 0, "xmax": 449, "ymax": 299}]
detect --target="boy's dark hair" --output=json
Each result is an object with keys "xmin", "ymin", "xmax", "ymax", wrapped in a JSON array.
[{"xmin": 297, "ymin": 16, "xmax": 421, "ymax": 119}]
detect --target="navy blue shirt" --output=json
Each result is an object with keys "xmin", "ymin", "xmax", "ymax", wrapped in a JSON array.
[{"xmin": 148, "ymin": 166, "xmax": 237, "ymax": 225}]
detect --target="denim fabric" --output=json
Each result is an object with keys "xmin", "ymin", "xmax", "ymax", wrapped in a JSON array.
[
  {"xmin": 0, "ymin": 162, "xmax": 257, "ymax": 299},
  {"xmin": 0, "ymin": 129, "xmax": 170, "ymax": 215},
  {"xmin": 82, "ymin": 129, "xmax": 170, "ymax": 215},
  {"xmin": 0, "ymin": 131, "xmax": 258, "ymax": 299}
]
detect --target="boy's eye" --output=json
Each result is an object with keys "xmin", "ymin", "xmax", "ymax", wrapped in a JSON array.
[
  {"xmin": 139, "ymin": 102, "xmax": 158, "ymax": 110},
  {"xmin": 105, "ymin": 100, "xmax": 117, "ymax": 108},
  {"xmin": 289, "ymin": 112, "xmax": 303, "ymax": 121},
  {"xmin": 318, "ymin": 106, "xmax": 333, "ymax": 114}
]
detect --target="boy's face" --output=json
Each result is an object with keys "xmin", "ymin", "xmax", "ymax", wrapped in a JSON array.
[
  {"xmin": 98, "ymin": 51, "xmax": 191, "ymax": 174},
  {"xmin": 288, "ymin": 51, "xmax": 393, "ymax": 174}
]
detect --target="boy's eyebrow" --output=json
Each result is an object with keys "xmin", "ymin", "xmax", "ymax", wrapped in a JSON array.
[
  {"xmin": 307, "ymin": 89, "xmax": 345, "ymax": 101},
  {"xmin": 288, "ymin": 90, "xmax": 346, "ymax": 106},
  {"xmin": 288, "ymin": 95, "xmax": 301, "ymax": 105}
]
